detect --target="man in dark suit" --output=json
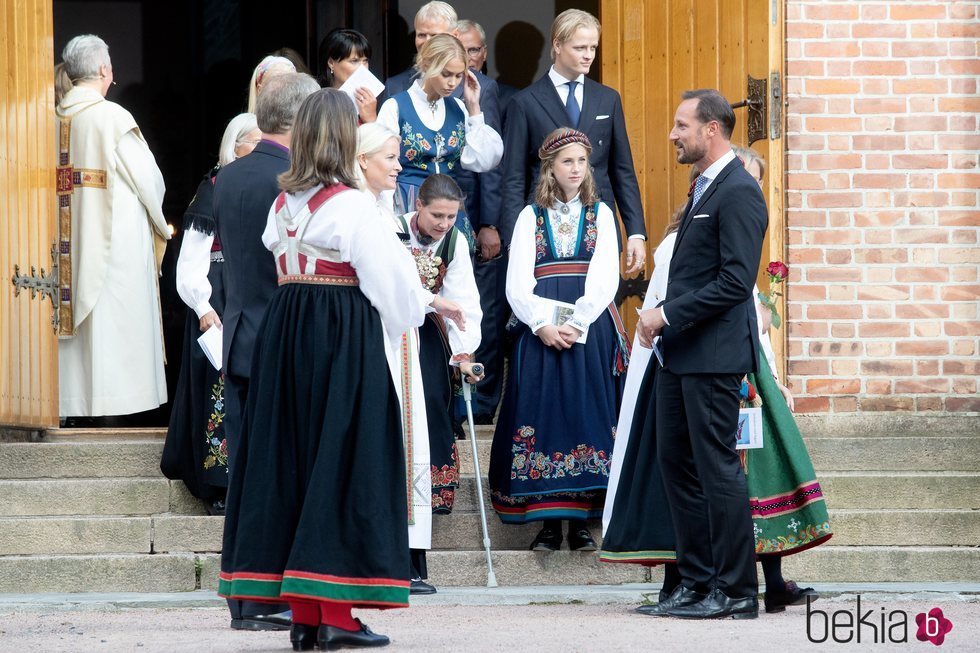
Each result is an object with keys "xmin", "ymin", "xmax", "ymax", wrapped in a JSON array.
[
  {"xmin": 636, "ymin": 89, "xmax": 768, "ymax": 620},
  {"xmin": 213, "ymin": 71, "xmax": 320, "ymax": 631},
  {"xmin": 498, "ymin": 9, "xmax": 646, "ymax": 276}
]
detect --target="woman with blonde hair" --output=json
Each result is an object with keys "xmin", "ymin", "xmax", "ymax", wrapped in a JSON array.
[
  {"xmin": 377, "ymin": 33, "xmax": 502, "ymax": 249},
  {"xmin": 161, "ymin": 112, "xmax": 260, "ymax": 514},
  {"xmin": 246, "ymin": 55, "xmax": 296, "ymax": 112},
  {"xmin": 488, "ymin": 128, "xmax": 629, "ymax": 552}
]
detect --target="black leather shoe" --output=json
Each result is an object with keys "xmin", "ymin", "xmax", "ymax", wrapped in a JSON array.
[
  {"xmin": 230, "ymin": 611, "xmax": 292, "ymax": 631},
  {"xmin": 666, "ymin": 588, "xmax": 759, "ymax": 620},
  {"xmin": 290, "ymin": 623, "xmax": 318, "ymax": 651},
  {"xmin": 765, "ymin": 580, "xmax": 818, "ymax": 613},
  {"xmin": 635, "ymin": 585, "xmax": 706, "ymax": 617},
  {"xmin": 529, "ymin": 527, "xmax": 562, "ymax": 551},
  {"xmin": 318, "ymin": 620, "xmax": 390, "ymax": 650},
  {"xmin": 410, "ymin": 578, "xmax": 437, "ymax": 595},
  {"xmin": 567, "ymin": 528, "xmax": 597, "ymax": 552}
]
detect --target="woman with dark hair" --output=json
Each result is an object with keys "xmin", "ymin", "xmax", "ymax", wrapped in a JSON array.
[
  {"xmin": 318, "ymin": 28, "xmax": 377, "ymax": 123},
  {"xmin": 393, "ymin": 173, "xmax": 484, "ymax": 594},
  {"xmin": 218, "ymin": 88, "xmax": 464, "ymax": 651},
  {"xmin": 488, "ymin": 128, "xmax": 629, "ymax": 552}
]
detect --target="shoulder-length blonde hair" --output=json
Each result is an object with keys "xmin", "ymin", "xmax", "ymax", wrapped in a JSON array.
[
  {"xmin": 533, "ymin": 129, "xmax": 597, "ymax": 208},
  {"xmin": 414, "ymin": 34, "xmax": 466, "ymax": 85},
  {"xmin": 278, "ymin": 89, "xmax": 359, "ymax": 194}
]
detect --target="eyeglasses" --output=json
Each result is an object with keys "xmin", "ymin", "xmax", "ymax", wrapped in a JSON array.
[{"xmin": 466, "ymin": 46, "xmax": 486, "ymax": 56}]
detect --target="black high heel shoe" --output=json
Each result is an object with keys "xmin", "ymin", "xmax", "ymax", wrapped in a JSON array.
[
  {"xmin": 318, "ymin": 619, "xmax": 390, "ymax": 650},
  {"xmin": 290, "ymin": 623, "xmax": 318, "ymax": 651}
]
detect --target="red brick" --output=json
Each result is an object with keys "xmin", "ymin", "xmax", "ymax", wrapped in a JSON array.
[
  {"xmin": 807, "ymin": 304, "xmax": 863, "ymax": 319},
  {"xmin": 861, "ymin": 41, "xmax": 889, "ymax": 57},
  {"xmin": 895, "ymin": 267, "xmax": 950, "ymax": 283},
  {"xmin": 853, "ymin": 173, "xmax": 906, "ymax": 189},
  {"xmin": 788, "ymin": 97, "xmax": 826, "ymax": 114},
  {"xmin": 852, "ymin": 23, "xmax": 906, "ymax": 38},
  {"xmin": 786, "ymin": 282, "xmax": 826, "ymax": 299},
  {"xmin": 939, "ymin": 249, "xmax": 980, "ymax": 264},
  {"xmin": 896, "ymin": 304, "xmax": 950, "ymax": 319},
  {"xmin": 894, "ymin": 116, "xmax": 948, "ymax": 132},
  {"xmin": 853, "ymin": 98, "xmax": 906, "ymax": 114},
  {"xmin": 916, "ymin": 360, "xmax": 939, "ymax": 376},
  {"xmin": 908, "ymin": 60, "xmax": 936, "ymax": 75},
  {"xmin": 912, "ymin": 286, "xmax": 937, "ymax": 301},
  {"xmin": 895, "ymin": 340, "xmax": 949, "ymax": 356},
  {"xmin": 891, "ymin": 40, "xmax": 948, "ymax": 57},
  {"xmin": 893, "ymin": 192, "xmax": 950, "ymax": 208},
  {"xmin": 951, "ymin": 154, "xmax": 979, "ymax": 169},
  {"xmin": 891, "ymin": 3, "xmax": 946, "ymax": 20},
  {"xmin": 908, "ymin": 172, "xmax": 935, "ymax": 188},
  {"xmin": 806, "ymin": 79, "xmax": 861, "ymax": 95},
  {"xmin": 939, "ymin": 173, "xmax": 980, "ymax": 189},
  {"xmin": 860, "ymin": 360, "xmax": 914, "ymax": 376},
  {"xmin": 787, "ymin": 211, "xmax": 828, "ymax": 228},
  {"xmin": 787, "ymin": 60, "xmax": 825, "ymax": 76},
  {"xmin": 894, "ymin": 229, "xmax": 947, "ymax": 244},
  {"xmin": 853, "ymin": 60, "xmax": 908, "ymax": 76},
  {"xmin": 806, "ymin": 3, "xmax": 859, "ymax": 20},
  {"xmin": 866, "ymin": 341, "xmax": 893, "ymax": 356},
  {"xmin": 833, "ymin": 397, "xmax": 860, "ymax": 413},
  {"xmin": 950, "ymin": 116, "xmax": 977, "ymax": 131},
  {"xmin": 856, "ymin": 285, "xmax": 911, "ymax": 301},
  {"xmin": 908, "ymin": 97, "xmax": 936, "ymax": 114},
  {"xmin": 807, "ymin": 267, "xmax": 863, "ymax": 283},
  {"xmin": 794, "ymin": 396, "xmax": 830, "ymax": 413},
  {"xmin": 914, "ymin": 321, "xmax": 942, "ymax": 337},
  {"xmin": 941, "ymin": 285, "xmax": 980, "ymax": 301},
  {"xmin": 787, "ymin": 22, "xmax": 824, "ymax": 39},
  {"xmin": 895, "ymin": 378, "xmax": 949, "ymax": 394},
  {"xmin": 952, "ymin": 378, "xmax": 977, "ymax": 394},
  {"xmin": 826, "ymin": 173, "xmax": 852, "ymax": 190},
  {"xmin": 939, "ymin": 97, "xmax": 980, "ymax": 114},
  {"xmin": 908, "ymin": 210, "xmax": 936, "ymax": 226},
  {"xmin": 953, "ymin": 340, "xmax": 976, "ymax": 356},
  {"xmin": 945, "ymin": 321, "xmax": 980, "ymax": 337},
  {"xmin": 808, "ymin": 193, "xmax": 864, "ymax": 208},
  {"xmin": 891, "ymin": 79, "xmax": 947, "ymax": 95},
  {"xmin": 915, "ymin": 397, "xmax": 943, "ymax": 411},
  {"xmin": 854, "ymin": 211, "xmax": 904, "ymax": 227},
  {"xmin": 787, "ymin": 136, "xmax": 826, "ymax": 152},
  {"xmin": 939, "ymin": 135, "xmax": 980, "ymax": 151},
  {"xmin": 892, "ymin": 154, "xmax": 948, "ymax": 169},
  {"xmin": 953, "ymin": 230, "xmax": 979, "ymax": 244},
  {"xmin": 827, "ymin": 283, "xmax": 856, "ymax": 301},
  {"xmin": 806, "ymin": 378, "xmax": 861, "ymax": 395},
  {"xmin": 951, "ymin": 2, "xmax": 977, "ymax": 19},
  {"xmin": 861, "ymin": 4, "xmax": 887, "ymax": 20},
  {"xmin": 946, "ymin": 397, "xmax": 980, "ymax": 412},
  {"xmin": 863, "ymin": 230, "xmax": 894, "ymax": 245},
  {"xmin": 807, "ymin": 229, "xmax": 861, "ymax": 245},
  {"xmin": 859, "ymin": 322, "xmax": 911, "ymax": 337},
  {"xmin": 789, "ymin": 322, "xmax": 829, "ymax": 338},
  {"xmin": 859, "ymin": 397, "xmax": 913, "ymax": 411},
  {"xmin": 862, "ymin": 80, "xmax": 891, "ymax": 96},
  {"xmin": 951, "ymin": 265, "xmax": 978, "ymax": 281},
  {"xmin": 789, "ymin": 360, "xmax": 830, "ymax": 376},
  {"xmin": 804, "ymin": 40, "xmax": 859, "ymax": 57},
  {"xmin": 807, "ymin": 340, "xmax": 863, "ymax": 356},
  {"xmin": 940, "ymin": 58, "xmax": 980, "ymax": 75},
  {"xmin": 938, "ymin": 23, "xmax": 980, "ymax": 38},
  {"xmin": 850, "ymin": 135, "xmax": 904, "ymax": 151},
  {"xmin": 827, "ymin": 98, "xmax": 853, "ymax": 114},
  {"xmin": 865, "ymin": 153, "xmax": 891, "ymax": 170},
  {"xmin": 944, "ymin": 360, "xmax": 980, "ymax": 376},
  {"xmin": 825, "ymin": 250, "xmax": 852, "ymax": 265},
  {"xmin": 854, "ymin": 248, "xmax": 908, "ymax": 264},
  {"xmin": 866, "ymin": 379, "xmax": 893, "ymax": 395}
]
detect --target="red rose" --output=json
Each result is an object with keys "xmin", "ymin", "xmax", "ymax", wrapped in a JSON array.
[{"xmin": 767, "ymin": 261, "xmax": 789, "ymax": 280}]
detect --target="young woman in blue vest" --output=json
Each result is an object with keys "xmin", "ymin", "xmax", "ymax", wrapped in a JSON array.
[
  {"xmin": 488, "ymin": 129, "xmax": 630, "ymax": 552},
  {"xmin": 377, "ymin": 33, "xmax": 502, "ymax": 250}
]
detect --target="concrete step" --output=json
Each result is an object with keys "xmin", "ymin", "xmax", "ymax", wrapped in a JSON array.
[
  {"xmin": 0, "ymin": 478, "xmax": 207, "ymax": 517},
  {"xmin": 456, "ymin": 435, "xmax": 980, "ymax": 475},
  {"xmin": 828, "ymin": 510, "xmax": 980, "ymax": 547},
  {"xmin": 0, "ymin": 553, "xmax": 200, "ymax": 593},
  {"xmin": 0, "ymin": 440, "xmax": 164, "ymax": 479},
  {"xmin": 780, "ymin": 546, "xmax": 980, "ymax": 584}
]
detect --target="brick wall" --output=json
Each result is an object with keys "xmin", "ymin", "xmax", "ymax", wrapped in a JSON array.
[{"xmin": 784, "ymin": 1, "xmax": 980, "ymax": 413}]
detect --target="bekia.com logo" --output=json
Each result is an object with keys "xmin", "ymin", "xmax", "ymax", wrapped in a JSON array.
[{"xmin": 806, "ymin": 596, "xmax": 954, "ymax": 646}]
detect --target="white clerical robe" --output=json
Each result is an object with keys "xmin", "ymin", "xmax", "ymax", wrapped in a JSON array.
[{"xmin": 57, "ymin": 86, "xmax": 170, "ymax": 417}]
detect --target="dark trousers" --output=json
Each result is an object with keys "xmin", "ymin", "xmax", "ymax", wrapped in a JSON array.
[
  {"xmin": 224, "ymin": 372, "xmax": 288, "ymax": 619},
  {"xmin": 655, "ymin": 368, "xmax": 758, "ymax": 599},
  {"xmin": 471, "ymin": 251, "xmax": 508, "ymax": 417}
]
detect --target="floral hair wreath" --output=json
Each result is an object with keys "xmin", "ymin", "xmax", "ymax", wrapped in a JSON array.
[{"xmin": 538, "ymin": 129, "xmax": 593, "ymax": 159}]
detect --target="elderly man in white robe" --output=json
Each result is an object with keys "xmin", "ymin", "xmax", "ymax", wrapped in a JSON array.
[{"xmin": 57, "ymin": 34, "xmax": 170, "ymax": 418}]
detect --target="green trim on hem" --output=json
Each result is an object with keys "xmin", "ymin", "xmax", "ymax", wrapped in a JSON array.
[
  {"xmin": 598, "ymin": 550, "xmax": 677, "ymax": 563},
  {"xmin": 281, "ymin": 576, "xmax": 408, "ymax": 607}
]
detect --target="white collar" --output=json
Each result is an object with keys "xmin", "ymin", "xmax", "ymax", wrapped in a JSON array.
[
  {"xmin": 552, "ymin": 194, "xmax": 582, "ymax": 214},
  {"xmin": 700, "ymin": 149, "xmax": 737, "ymax": 182},
  {"xmin": 409, "ymin": 80, "xmax": 437, "ymax": 104},
  {"xmin": 549, "ymin": 66, "xmax": 585, "ymax": 88}
]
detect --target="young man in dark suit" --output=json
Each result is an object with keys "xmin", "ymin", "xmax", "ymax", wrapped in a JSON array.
[
  {"xmin": 636, "ymin": 89, "xmax": 768, "ymax": 620},
  {"xmin": 212, "ymin": 72, "xmax": 320, "ymax": 631},
  {"xmin": 497, "ymin": 9, "xmax": 646, "ymax": 275}
]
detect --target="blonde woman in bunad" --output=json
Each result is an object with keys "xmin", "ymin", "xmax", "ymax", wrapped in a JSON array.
[
  {"xmin": 376, "ymin": 33, "xmax": 502, "ymax": 250},
  {"xmin": 601, "ymin": 148, "xmax": 830, "ymax": 617},
  {"xmin": 218, "ymin": 89, "xmax": 465, "ymax": 652},
  {"xmin": 488, "ymin": 128, "xmax": 630, "ymax": 552},
  {"xmin": 161, "ymin": 113, "xmax": 260, "ymax": 514},
  {"xmin": 246, "ymin": 55, "xmax": 296, "ymax": 112},
  {"xmin": 393, "ymin": 173, "xmax": 485, "ymax": 593}
]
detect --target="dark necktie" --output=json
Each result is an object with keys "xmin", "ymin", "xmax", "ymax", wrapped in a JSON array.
[
  {"xmin": 691, "ymin": 174, "xmax": 709, "ymax": 208},
  {"xmin": 565, "ymin": 80, "xmax": 581, "ymax": 127}
]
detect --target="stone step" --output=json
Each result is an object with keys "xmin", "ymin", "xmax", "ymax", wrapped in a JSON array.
[
  {"xmin": 451, "ymin": 471, "xmax": 980, "ymax": 512},
  {"xmin": 0, "ymin": 553, "xmax": 200, "ymax": 593},
  {"xmin": 0, "ymin": 478, "xmax": 207, "ymax": 517},
  {"xmin": 780, "ymin": 546, "xmax": 980, "ymax": 584},
  {"xmin": 828, "ymin": 510, "xmax": 980, "ymax": 547},
  {"xmin": 456, "ymin": 436, "xmax": 980, "ymax": 475}
]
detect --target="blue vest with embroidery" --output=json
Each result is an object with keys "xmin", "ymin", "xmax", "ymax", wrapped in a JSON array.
[{"xmin": 394, "ymin": 91, "xmax": 467, "ymax": 188}]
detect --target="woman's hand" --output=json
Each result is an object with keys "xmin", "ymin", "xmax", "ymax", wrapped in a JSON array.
[
  {"xmin": 777, "ymin": 381, "xmax": 795, "ymax": 412},
  {"xmin": 459, "ymin": 361, "xmax": 485, "ymax": 384},
  {"xmin": 759, "ymin": 302, "xmax": 773, "ymax": 333},
  {"xmin": 557, "ymin": 323, "xmax": 581, "ymax": 346},
  {"xmin": 199, "ymin": 310, "xmax": 221, "ymax": 332},
  {"xmin": 354, "ymin": 87, "xmax": 377, "ymax": 123},
  {"xmin": 537, "ymin": 324, "xmax": 571, "ymax": 350},
  {"xmin": 431, "ymin": 296, "xmax": 465, "ymax": 330},
  {"xmin": 462, "ymin": 69, "xmax": 481, "ymax": 116}
]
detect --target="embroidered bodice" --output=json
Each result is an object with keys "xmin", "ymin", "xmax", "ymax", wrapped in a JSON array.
[
  {"xmin": 272, "ymin": 185, "xmax": 357, "ymax": 281},
  {"xmin": 394, "ymin": 91, "xmax": 466, "ymax": 185},
  {"xmin": 533, "ymin": 198, "xmax": 599, "ymax": 265}
]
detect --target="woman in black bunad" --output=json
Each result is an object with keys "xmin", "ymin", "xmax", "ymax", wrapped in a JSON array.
[
  {"xmin": 393, "ymin": 173, "xmax": 484, "ymax": 593},
  {"xmin": 161, "ymin": 112, "xmax": 260, "ymax": 514},
  {"xmin": 488, "ymin": 129, "xmax": 630, "ymax": 552},
  {"xmin": 218, "ymin": 89, "xmax": 464, "ymax": 651}
]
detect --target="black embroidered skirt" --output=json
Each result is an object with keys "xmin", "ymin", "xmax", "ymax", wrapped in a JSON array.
[
  {"xmin": 418, "ymin": 315, "xmax": 460, "ymax": 515},
  {"xmin": 218, "ymin": 282, "xmax": 410, "ymax": 608}
]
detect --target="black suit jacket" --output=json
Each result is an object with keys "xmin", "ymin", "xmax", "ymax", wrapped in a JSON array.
[
  {"xmin": 383, "ymin": 67, "xmax": 502, "ymax": 229},
  {"xmin": 213, "ymin": 141, "xmax": 289, "ymax": 378},
  {"xmin": 661, "ymin": 156, "xmax": 769, "ymax": 375},
  {"xmin": 498, "ymin": 73, "xmax": 645, "ymax": 244}
]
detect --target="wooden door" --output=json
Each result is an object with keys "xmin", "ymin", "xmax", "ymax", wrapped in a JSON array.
[
  {"xmin": 600, "ymin": 0, "xmax": 787, "ymax": 377},
  {"xmin": 0, "ymin": 0, "xmax": 59, "ymax": 429}
]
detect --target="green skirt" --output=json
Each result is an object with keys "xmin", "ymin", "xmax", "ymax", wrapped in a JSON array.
[{"xmin": 746, "ymin": 353, "xmax": 833, "ymax": 556}]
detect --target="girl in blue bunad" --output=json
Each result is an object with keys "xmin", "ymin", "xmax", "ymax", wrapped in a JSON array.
[
  {"xmin": 488, "ymin": 128, "xmax": 629, "ymax": 552},
  {"xmin": 376, "ymin": 33, "xmax": 502, "ymax": 249}
]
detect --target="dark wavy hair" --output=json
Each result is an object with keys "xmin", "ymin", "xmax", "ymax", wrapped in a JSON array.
[{"xmin": 317, "ymin": 28, "xmax": 372, "ymax": 87}]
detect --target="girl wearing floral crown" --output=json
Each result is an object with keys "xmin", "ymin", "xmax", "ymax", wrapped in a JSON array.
[{"xmin": 488, "ymin": 128, "xmax": 630, "ymax": 552}]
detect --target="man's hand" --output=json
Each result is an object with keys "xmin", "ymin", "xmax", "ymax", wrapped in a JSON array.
[
  {"xmin": 557, "ymin": 323, "xmax": 581, "ymax": 346},
  {"xmin": 624, "ymin": 239, "xmax": 646, "ymax": 275},
  {"xmin": 476, "ymin": 227, "xmax": 501, "ymax": 261},
  {"xmin": 537, "ymin": 324, "xmax": 571, "ymax": 350},
  {"xmin": 199, "ymin": 310, "xmax": 221, "ymax": 332},
  {"xmin": 636, "ymin": 308, "xmax": 665, "ymax": 348}
]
